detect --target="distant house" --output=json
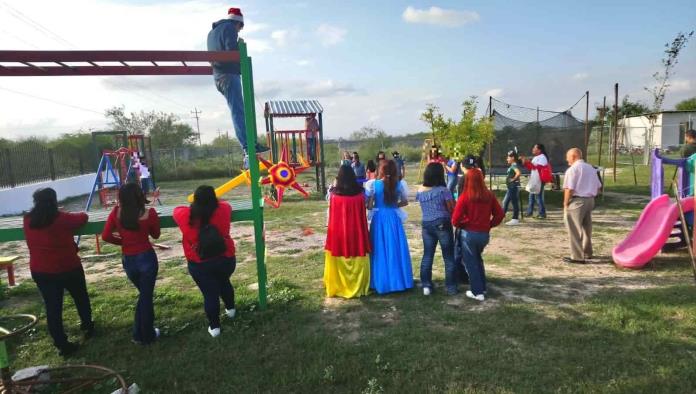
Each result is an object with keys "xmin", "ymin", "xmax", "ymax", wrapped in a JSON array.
[{"xmin": 621, "ymin": 110, "xmax": 696, "ymax": 150}]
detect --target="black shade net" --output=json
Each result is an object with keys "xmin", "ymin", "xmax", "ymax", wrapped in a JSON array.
[{"xmin": 488, "ymin": 97, "xmax": 587, "ymax": 174}]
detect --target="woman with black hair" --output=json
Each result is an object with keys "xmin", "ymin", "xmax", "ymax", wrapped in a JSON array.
[
  {"xmin": 503, "ymin": 151, "xmax": 523, "ymax": 225},
  {"xmin": 324, "ymin": 165, "xmax": 371, "ymax": 298},
  {"xmin": 416, "ymin": 162, "xmax": 456, "ymax": 295},
  {"xmin": 522, "ymin": 143, "xmax": 549, "ymax": 219},
  {"xmin": 173, "ymin": 186, "xmax": 237, "ymax": 338},
  {"xmin": 365, "ymin": 160, "xmax": 412, "ymax": 294},
  {"xmin": 366, "ymin": 159, "xmax": 377, "ymax": 180},
  {"xmin": 101, "ymin": 183, "xmax": 161, "ymax": 344},
  {"xmin": 23, "ymin": 188, "xmax": 93, "ymax": 356}
]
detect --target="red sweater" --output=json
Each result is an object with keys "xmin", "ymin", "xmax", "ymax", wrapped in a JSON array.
[
  {"xmin": 101, "ymin": 207, "xmax": 160, "ymax": 256},
  {"xmin": 451, "ymin": 192, "xmax": 504, "ymax": 233},
  {"xmin": 172, "ymin": 201, "xmax": 236, "ymax": 263},
  {"xmin": 24, "ymin": 211, "xmax": 88, "ymax": 274}
]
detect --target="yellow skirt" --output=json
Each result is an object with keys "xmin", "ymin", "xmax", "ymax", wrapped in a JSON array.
[{"xmin": 323, "ymin": 251, "xmax": 370, "ymax": 298}]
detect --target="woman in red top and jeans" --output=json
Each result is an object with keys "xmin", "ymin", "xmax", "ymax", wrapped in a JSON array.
[
  {"xmin": 23, "ymin": 188, "xmax": 93, "ymax": 356},
  {"xmin": 173, "ymin": 186, "xmax": 236, "ymax": 338},
  {"xmin": 451, "ymin": 169, "xmax": 504, "ymax": 301},
  {"xmin": 101, "ymin": 183, "xmax": 161, "ymax": 345}
]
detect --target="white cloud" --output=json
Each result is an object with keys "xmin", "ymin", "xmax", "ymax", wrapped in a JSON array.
[
  {"xmin": 270, "ymin": 29, "xmax": 299, "ymax": 48},
  {"xmin": 670, "ymin": 79, "xmax": 692, "ymax": 93},
  {"xmin": 243, "ymin": 22, "xmax": 269, "ymax": 35},
  {"xmin": 316, "ymin": 24, "xmax": 347, "ymax": 47},
  {"xmin": 296, "ymin": 59, "xmax": 312, "ymax": 67},
  {"xmin": 256, "ymin": 79, "xmax": 359, "ymax": 98},
  {"xmin": 484, "ymin": 88, "xmax": 503, "ymax": 98},
  {"xmin": 402, "ymin": 6, "xmax": 480, "ymax": 27},
  {"xmin": 572, "ymin": 72, "xmax": 589, "ymax": 81},
  {"xmin": 245, "ymin": 38, "xmax": 273, "ymax": 54}
]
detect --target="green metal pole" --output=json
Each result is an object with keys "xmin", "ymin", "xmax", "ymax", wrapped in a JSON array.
[{"xmin": 239, "ymin": 40, "xmax": 268, "ymax": 310}]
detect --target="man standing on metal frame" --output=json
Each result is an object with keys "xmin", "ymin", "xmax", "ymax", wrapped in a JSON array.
[{"xmin": 208, "ymin": 7, "xmax": 269, "ymax": 168}]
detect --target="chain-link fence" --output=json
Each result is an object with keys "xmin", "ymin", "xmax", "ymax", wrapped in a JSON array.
[{"xmin": 153, "ymin": 145, "xmax": 245, "ymax": 181}]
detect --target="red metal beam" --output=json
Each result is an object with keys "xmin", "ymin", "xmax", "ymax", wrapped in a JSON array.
[
  {"xmin": 0, "ymin": 50, "xmax": 239, "ymax": 63},
  {"xmin": 0, "ymin": 50, "xmax": 239, "ymax": 77},
  {"xmin": 0, "ymin": 65, "xmax": 213, "ymax": 76}
]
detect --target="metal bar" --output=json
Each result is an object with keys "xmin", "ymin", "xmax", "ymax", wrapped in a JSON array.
[
  {"xmin": 0, "ymin": 66, "xmax": 215, "ymax": 76},
  {"xmin": 20, "ymin": 61, "xmax": 46, "ymax": 71},
  {"xmin": 318, "ymin": 112, "xmax": 327, "ymax": 194},
  {"xmin": 584, "ymin": 90, "xmax": 589, "ymax": 158},
  {"xmin": 239, "ymin": 40, "xmax": 268, "ymax": 310},
  {"xmin": 598, "ymin": 96, "xmax": 606, "ymax": 167},
  {"xmin": 613, "ymin": 83, "xmax": 619, "ymax": 182},
  {"xmin": 0, "ymin": 50, "xmax": 240, "ymax": 63}
]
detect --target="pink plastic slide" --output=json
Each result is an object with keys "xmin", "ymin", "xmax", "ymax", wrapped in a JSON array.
[{"xmin": 612, "ymin": 194, "xmax": 694, "ymax": 269}]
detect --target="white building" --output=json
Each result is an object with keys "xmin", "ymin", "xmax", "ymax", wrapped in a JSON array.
[{"xmin": 621, "ymin": 110, "xmax": 696, "ymax": 150}]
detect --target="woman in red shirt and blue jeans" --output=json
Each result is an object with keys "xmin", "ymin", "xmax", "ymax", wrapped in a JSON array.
[
  {"xmin": 451, "ymin": 169, "xmax": 504, "ymax": 301},
  {"xmin": 101, "ymin": 183, "xmax": 161, "ymax": 345},
  {"xmin": 23, "ymin": 188, "xmax": 94, "ymax": 356},
  {"xmin": 173, "ymin": 186, "xmax": 236, "ymax": 338}
]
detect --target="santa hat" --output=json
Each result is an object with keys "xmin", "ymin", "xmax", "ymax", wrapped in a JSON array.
[{"xmin": 227, "ymin": 7, "xmax": 244, "ymax": 24}]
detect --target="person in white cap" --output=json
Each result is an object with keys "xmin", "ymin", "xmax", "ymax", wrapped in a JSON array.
[{"xmin": 207, "ymin": 7, "xmax": 269, "ymax": 168}]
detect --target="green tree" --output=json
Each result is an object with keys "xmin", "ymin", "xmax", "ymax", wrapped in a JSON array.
[
  {"xmin": 676, "ymin": 97, "xmax": 696, "ymax": 111},
  {"xmin": 149, "ymin": 116, "xmax": 197, "ymax": 149},
  {"xmin": 105, "ymin": 106, "xmax": 158, "ymax": 135},
  {"xmin": 420, "ymin": 97, "xmax": 494, "ymax": 159},
  {"xmin": 596, "ymin": 95, "xmax": 650, "ymax": 122}
]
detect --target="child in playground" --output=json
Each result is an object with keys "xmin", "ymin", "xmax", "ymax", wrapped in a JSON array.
[
  {"xmin": 101, "ymin": 183, "xmax": 161, "ymax": 345},
  {"xmin": 23, "ymin": 188, "xmax": 94, "ymax": 356},
  {"xmin": 416, "ymin": 163, "xmax": 456, "ymax": 295},
  {"xmin": 139, "ymin": 158, "xmax": 151, "ymax": 196},
  {"xmin": 341, "ymin": 151, "xmax": 352, "ymax": 167},
  {"xmin": 366, "ymin": 160, "xmax": 413, "ymax": 294},
  {"xmin": 681, "ymin": 129, "xmax": 696, "ymax": 158},
  {"xmin": 452, "ymin": 169, "xmax": 504, "ymax": 301},
  {"xmin": 173, "ymin": 186, "xmax": 237, "ymax": 338},
  {"xmin": 352, "ymin": 152, "xmax": 367, "ymax": 180},
  {"xmin": 324, "ymin": 166, "xmax": 371, "ymax": 298},
  {"xmin": 305, "ymin": 114, "xmax": 320, "ymax": 163},
  {"xmin": 503, "ymin": 151, "xmax": 522, "ymax": 226},
  {"xmin": 446, "ymin": 156, "xmax": 460, "ymax": 195}
]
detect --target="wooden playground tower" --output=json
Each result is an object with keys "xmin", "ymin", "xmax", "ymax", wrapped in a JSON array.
[
  {"xmin": 0, "ymin": 42, "xmax": 270, "ymax": 308},
  {"xmin": 264, "ymin": 100, "xmax": 327, "ymax": 194}
]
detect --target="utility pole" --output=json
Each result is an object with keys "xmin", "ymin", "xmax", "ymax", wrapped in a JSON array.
[{"xmin": 191, "ymin": 107, "xmax": 202, "ymax": 146}]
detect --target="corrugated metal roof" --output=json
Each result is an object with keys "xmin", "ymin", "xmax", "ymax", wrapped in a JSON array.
[{"xmin": 265, "ymin": 100, "xmax": 323, "ymax": 117}]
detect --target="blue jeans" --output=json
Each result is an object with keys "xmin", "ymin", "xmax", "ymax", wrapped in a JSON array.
[
  {"xmin": 188, "ymin": 256, "xmax": 236, "ymax": 329},
  {"xmin": 307, "ymin": 137, "xmax": 316, "ymax": 162},
  {"xmin": 141, "ymin": 177, "xmax": 151, "ymax": 194},
  {"xmin": 503, "ymin": 183, "xmax": 520, "ymax": 220},
  {"xmin": 447, "ymin": 175, "xmax": 458, "ymax": 196},
  {"xmin": 459, "ymin": 230, "xmax": 490, "ymax": 296},
  {"xmin": 420, "ymin": 218, "xmax": 456, "ymax": 293},
  {"xmin": 32, "ymin": 268, "xmax": 93, "ymax": 350},
  {"xmin": 123, "ymin": 249, "xmax": 158, "ymax": 343},
  {"xmin": 215, "ymin": 73, "xmax": 247, "ymax": 150},
  {"xmin": 526, "ymin": 183, "xmax": 546, "ymax": 217}
]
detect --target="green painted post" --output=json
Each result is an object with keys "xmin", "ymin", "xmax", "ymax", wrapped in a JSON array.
[
  {"xmin": 239, "ymin": 40, "xmax": 268, "ymax": 310},
  {"xmin": 0, "ymin": 341, "xmax": 8, "ymax": 368}
]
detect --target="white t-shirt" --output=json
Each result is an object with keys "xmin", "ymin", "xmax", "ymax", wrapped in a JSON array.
[
  {"xmin": 563, "ymin": 160, "xmax": 601, "ymax": 197},
  {"xmin": 140, "ymin": 165, "xmax": 150, "ymax": 179},
  {"xmin": 531, "ymin": 154, "xmax": 548, "ymax": 169}
]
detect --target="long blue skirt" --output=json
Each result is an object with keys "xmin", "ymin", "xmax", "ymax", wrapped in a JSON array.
[{"xmin": 369, "ymin": 207, "xmax": 413, "ymax": 294}]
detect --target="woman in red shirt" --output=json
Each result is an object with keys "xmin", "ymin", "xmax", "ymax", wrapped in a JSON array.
[
  {"xmin": 101, "ymin": 183, "xmax": 161, "ymax": 345},
  {"xmin": 173, "ymin": 186, "xmax": 236, "ymax": 338},
  {"xmin": 23, "ymin": 188, "xmax": 93, "ymax": 357},
  {"xmin": 451, "ymin": 169, "xmax": 504, "ymax": 302}
]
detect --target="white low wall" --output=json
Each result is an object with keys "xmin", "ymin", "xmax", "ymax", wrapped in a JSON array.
[{"xmin": 0, "ymin": 173, "xmax": 96, "ymax": 216}]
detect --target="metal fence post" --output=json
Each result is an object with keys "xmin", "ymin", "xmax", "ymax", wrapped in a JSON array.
[
  {"xmin": 48, "ymin": 149, "xmax": 56, "ymax": 180},
  {"xmin": 3, "ymin": 149, "xmax": 15, "ymax": 188}
]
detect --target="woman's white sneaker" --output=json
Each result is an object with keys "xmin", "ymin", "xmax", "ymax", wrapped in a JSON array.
[
  {"xmin": 465, "ymin": 290, "xmax": 485, "ymax": 301},
  {"xmin": 208, "ymin": 327, "xmax": 221, "ymax": 338},
  {"xmin": 225, "ymin": 308, "xmax": 236, "ymax": 319},
  {"xmin": 423, "ymin": 287, "xmax": 431, "ymax": 296},
  {"xmin": 505, "ymin": 219, "xmax": 520, "ymax": 226}
]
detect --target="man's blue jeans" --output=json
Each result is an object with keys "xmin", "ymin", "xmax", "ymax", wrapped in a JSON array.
[
  {"xmin": 459, "ymin": 230, "xmax": 490, "ymax": 296},
  {"xmin": 215, "ymin": 73, "xmax": 247, "ymax": 150},
  {"xmin": 526, "ymin": 183, "xmax": 546, "ymax": 217},
  {"xmin": 503, "ymin": 183, "xmax": 520, "ymax": 220},
  {"xmin": 307, "ymin": 137, "xmax": 316, "ymax": 162},
  {"xmin": 420, "ymin": 218, "xmax": 456, "ymax": 293},
  {"xmin": 122, "ymin": 249, "xmax": 159, "ymax": 344}
]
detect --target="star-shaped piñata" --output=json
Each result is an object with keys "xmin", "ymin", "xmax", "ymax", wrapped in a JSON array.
[{"xmin": 256, "ymin": 144, "xmax": 310, "ymax": 208}]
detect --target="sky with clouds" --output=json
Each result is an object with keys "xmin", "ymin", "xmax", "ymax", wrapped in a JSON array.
[{"xmin": 0, "ymin": 0, "xmax": 695, "ymax": 142}]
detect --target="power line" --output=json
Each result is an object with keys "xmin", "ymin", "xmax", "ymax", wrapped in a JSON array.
[
  {"xmin": 0, "ymin": 1, "xmax": 77, "ymax": 48},
  {"xmin": 0, "ymin": 85, "xmax": 103, "ymax": 115}
]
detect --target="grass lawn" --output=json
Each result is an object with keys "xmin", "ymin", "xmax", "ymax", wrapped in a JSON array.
[{"xmin": 2, "ymin": 163, "xmax": 696, "ymax": 393}]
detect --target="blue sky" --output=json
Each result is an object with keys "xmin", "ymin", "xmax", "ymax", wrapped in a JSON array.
[{"xmin": 0, "ymin": 0, "xmax": 694, "ymax": 141}]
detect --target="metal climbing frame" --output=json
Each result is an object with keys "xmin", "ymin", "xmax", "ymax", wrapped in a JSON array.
[{"xmin": 0, "ymin": 43, "xmax": 268, "ymax": 308}]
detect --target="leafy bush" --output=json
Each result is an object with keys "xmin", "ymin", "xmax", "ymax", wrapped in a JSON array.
[{"xmin": 156, "ymin": 157, "xmax": 241, "ymax": 181}]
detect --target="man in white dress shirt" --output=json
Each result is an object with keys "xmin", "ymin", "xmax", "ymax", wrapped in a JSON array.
[{"xmin": 563, "ymin": 148, "xmax": 602, "ymax": 264}]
